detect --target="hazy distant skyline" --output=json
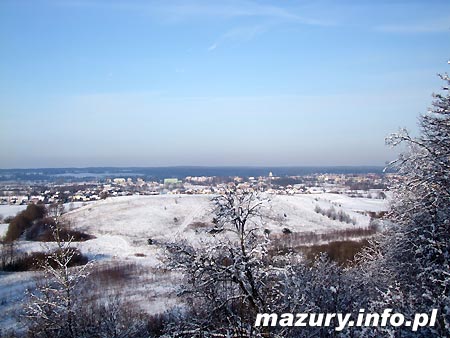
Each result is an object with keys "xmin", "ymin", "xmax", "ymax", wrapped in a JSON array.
[{"xmin": 1, "ymin": 0, "xmax": 450, "ymax": 168}]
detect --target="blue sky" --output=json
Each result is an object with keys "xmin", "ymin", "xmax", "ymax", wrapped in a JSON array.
[{"xmin": 1, "ymin": 0, "xmax": 449, "ymax": 168}]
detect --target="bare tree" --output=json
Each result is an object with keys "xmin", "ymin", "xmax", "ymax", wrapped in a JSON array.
[
  {"xmin": 24, "ymin": 216, "xmax": 91, "ymax": 337},
  {"xmin": 0, "ymin": 240, "xmax": 14, "ymax": 269},
  {"xmin": 48, "ymin": 202, "xmax": 65, "ymax": 228},
  {"xmin": 166, "ymin": 187, "xmax": 276, "ymax": 336}
]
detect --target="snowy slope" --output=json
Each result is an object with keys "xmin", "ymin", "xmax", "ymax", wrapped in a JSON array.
[
  {"xmin": 0, "ymin": 205, "xmax": 27, "ymax": 218},
  {"xmin": 0, "ymin": 193, "xmax": 389, "ymax": 331},
  {"xmin": 66, "ymin": 194, "xmax": 387, "ymax": 240},
  {"xmin": 2, "ymin": 194, "xmax": 388, "ymax": 263},
  {"xmin": 65, "ymin": 195, "xmax": 213, "ymax": 242}
]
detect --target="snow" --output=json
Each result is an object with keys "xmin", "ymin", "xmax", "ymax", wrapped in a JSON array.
[
  {"xmin": 76, "ymin": 235, "xmax": 160, "ymax": 266},
  {"xmin": 265, "ymin": 194, "xmax": 368, "ymax": 233},
  {"xmin": 0, "ymin": 271, "xmax": 39, "ymax": 331},
  {"xmin": 0, "ymin": 205, "xmax": 27, "ymax": 218},
  {"xmin": 315, "ymin": 193, "xmax": 389, "ymax": 213},
  {"xmin": 64, "ymin": 195, "xmax": 213, "ymax": 245},
  {"xmin": 65, "ymin": 194, "xmax": 387, "ymax": 245},
  {"xmin": 0, "ymin": 194, "xmax": 387, "ymax": 245},
  {"xmin": 0, "ymin": 193, "xmax": 389, "ymax": 331},
  {"xmin": 0, "ymin": 224, "xmax": 8, "ymax": 237}
]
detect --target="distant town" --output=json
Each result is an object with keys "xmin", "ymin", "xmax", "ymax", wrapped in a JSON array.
[{"xmin": 0, "ymin": 171, "xmax": 394, "ymax": 206}]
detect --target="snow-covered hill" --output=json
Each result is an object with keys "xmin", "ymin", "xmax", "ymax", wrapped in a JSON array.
[
  {"xmin": 58, "ymin": 193, "xmax": 387, "ymax": 259},
  {"xmin": 0, "ymin": 193, "xmax": 388, "ymax": 331}
]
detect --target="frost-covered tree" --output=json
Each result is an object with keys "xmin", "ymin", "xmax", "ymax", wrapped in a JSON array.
[
  {"xmin": 166, "ymin": 188, "xmax": 278, "ymax": 336},
  {"xmin": 165, "ymin": 189, "xmax": 364, "ymax": 337},
  {"xmin": 380, "ymin": 71, "xmax": 450, "ymax": 336},
  {"xmin": 164, "ymin": 79, "xmax": 450, "ymax": 337},
  {"xmin": 24, "ymin": 204, "xmax": 91, "ymax": 338}
]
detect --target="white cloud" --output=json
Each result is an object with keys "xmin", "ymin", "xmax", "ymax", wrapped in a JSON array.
[
  {"xmin": 57, "ymin": 0, "xmax": 332, "ymax": 26},
  {"xmin": 58, "ymin": 0, "xmax": 334, "ymax": 53},
  {"xmin": 207, "ymin": 25, "xmax": 267, "ymax": 51},
  {"xmin": 207, "ymin": 43, "xmax": 217, "ymax": 51}
]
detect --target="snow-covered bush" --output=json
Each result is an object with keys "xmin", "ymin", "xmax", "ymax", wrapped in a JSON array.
[{"xmin": 314, "ymin": 205, "xmax": 356, "ymax": 225}]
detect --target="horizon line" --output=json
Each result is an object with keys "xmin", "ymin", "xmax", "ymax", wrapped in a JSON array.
[{"xmin": 0, "ymin": 165, "xmax": 388, "ymax": 171}]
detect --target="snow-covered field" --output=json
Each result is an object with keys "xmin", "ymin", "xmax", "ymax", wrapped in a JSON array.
[
  {"xmin": 0, "ymin": 193, "xmax": 388, "ymax": 331},
  {"xmin": 0, "ymin": 204, "xmax": 27, "ymax": 218}
]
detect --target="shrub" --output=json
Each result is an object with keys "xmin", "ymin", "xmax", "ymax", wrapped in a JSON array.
[
  {"xmin": 145, "ymin": 313, "xmax": 169, "ymax": 336},
  {"xmin": 269, "ymin": 226, "xmax": 377, "ymax": 257},
  {"xmin": 366, "ymin": 210, "xmax": 387, "ymax": 219},
  {"xmin": 282, "ymin": 227, "xmax": 292, "ymax": 234},
  {"xmin": 23, "ymin": 217, "xmax": 94, "ymax": 242},
  {"xmin": 25, "ymin": 218, "xmax": 53, "ymax": 241},
  {"xmin": 314, "ymin": 204, "xmax": 356, "ymax": 225},
  {"xmin": 87, "ymin": 263, "xmax": 139, "ymax": 285},
  {"xmin": 33, "ymin": 228, "xmax": 94, "ymax": 242},
  {"xmin": 70, "ymin": 297, "xmax": 158, "ymax": 338},
  {"xmin": 2, "ymin": 249, "xmax": 88, "ymax": 272},
  {"xmin": 3, "ymin": 216, "xmax": 14, "ymax": 224},
  {"xmin": 4, "ymin": 204, "xmax": 47, "ymax": 242},
  {"xmin": 22, "ymin": 204, "xmax": 46, "ymax": 222},
  {"xmin": 188, "ymin": 221, "xmax": 212, "ymax": 229},
  {"xmin": 4, "ymin": 216, "xmax": 28, "ymax": 242},
  {"xmin": 301, "ymin": 240, "xmax": 370, "ymax": 266}
]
